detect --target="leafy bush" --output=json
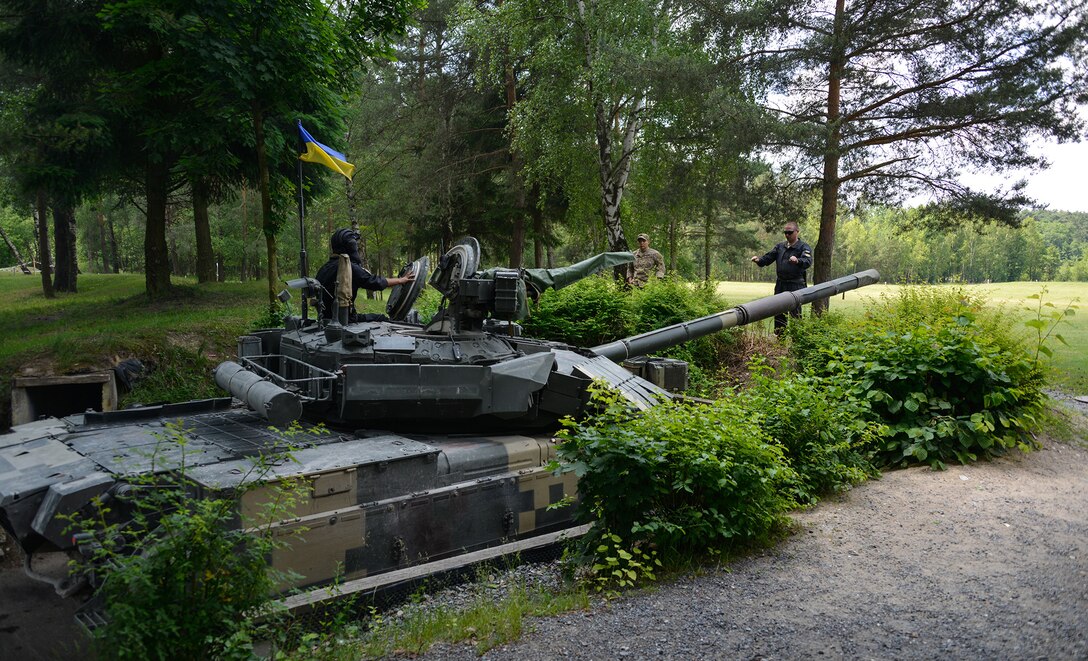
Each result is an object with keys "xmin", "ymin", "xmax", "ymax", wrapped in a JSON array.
[
  {"xmin": 586, "ymin": 531, "xmax": 661, "ymax": 596},
  {"xmin": 67, "ymin": 424, "xmax": 305, "ymax": 660},
  {"xmin": 522, "ymin": 275, "xmax": 735, "ymax": 383},
  {"xmin": 738, "ymin": 364, "xmax": 881, "ymax": 504},
  {"xmin": 627, "ymin": 277, "xmax": 736, "ymax": 374},
  {"xmin": 555, "ymin": 386, "xmax": 797, "ymax": 556},
  {"xmin": 781, "ymin": 310, "xmax": 855, "ymax": 375},
  {"xmin": 121, "ymin": 344, "xmax": 222, "ymax": 407},
  {"xmin": 521, "ymin": 275, "xmax": 634, "ymax": 347},
  {"xmin": 250, "ymin": 301, "xmax": 289, "ymax": 330},
  {"xmin": 791, "ymin": 287, "xmax": 1046, "ymax": 469}
]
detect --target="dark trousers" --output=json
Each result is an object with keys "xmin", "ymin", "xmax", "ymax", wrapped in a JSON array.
[{"xmin": 773, "ymin": 279, "xmax": 806, "ymax": 335}]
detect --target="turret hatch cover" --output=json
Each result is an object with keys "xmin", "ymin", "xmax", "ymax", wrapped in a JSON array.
[
  {"xmin": 429, "ymin": 237, "xmax": 480, "ymax": 300},
  {"xmin": 386, "ymin": 256, "xmax": 430, "ymax": 321}
]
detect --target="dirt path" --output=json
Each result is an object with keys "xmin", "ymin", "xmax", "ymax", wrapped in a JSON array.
[{"xmin": 422, "ymin": 437, "xmax": 1088, "ymax": 660}]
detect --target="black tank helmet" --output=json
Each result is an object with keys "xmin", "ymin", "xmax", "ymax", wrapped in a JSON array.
[{"xmin": 331, "ymin": 228, "xmax": 360, "ymax": 256}]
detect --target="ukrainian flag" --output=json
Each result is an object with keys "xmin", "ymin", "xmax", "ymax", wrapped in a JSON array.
[{"xmin": 298, "ymin": 123, "xmax": 356, "ymax": 180}]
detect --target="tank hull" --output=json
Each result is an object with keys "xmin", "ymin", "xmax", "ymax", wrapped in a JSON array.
[{"xmin": 0, "ymin": 400, "xmax": 576, "ymax": 594}]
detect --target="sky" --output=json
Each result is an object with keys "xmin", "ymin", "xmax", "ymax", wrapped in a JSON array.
[{"xmin": 960, "ymin": 140, "xmax": 1088, "ymax": 213}]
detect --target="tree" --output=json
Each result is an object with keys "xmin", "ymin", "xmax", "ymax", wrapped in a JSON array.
[
  {"xmin": 762, "ymin": 0, "xmax": 1088, "ymax": 309},
  {"xmin": 2, "ymin": 1, "xmax": 421, "ymax": 301},
  {"xmin": 462, "ymin": 0, "xmax": 679, "ymax": 256},
  {"xmin": 0, "ymin": 2, "xmax": 116, "ymax": 295},
  {"xmin": 176, "ymin": 0, "xmax": 421, "ymax": 305}
]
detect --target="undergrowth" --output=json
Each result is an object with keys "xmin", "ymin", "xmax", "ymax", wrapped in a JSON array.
[
  {"xmin": 787, "ymin": 287, "xmax": 1049, "ymax": 469},
  {"xmin": 522, "ymin": 275, "xmax": 739, "ymax": 393}
]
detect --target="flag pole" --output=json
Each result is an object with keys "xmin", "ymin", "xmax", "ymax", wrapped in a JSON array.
[{"xmin": 295, "ymin": 119, "xmax": 310, "ymax": 321}]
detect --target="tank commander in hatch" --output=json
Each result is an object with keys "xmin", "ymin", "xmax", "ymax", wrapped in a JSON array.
[
  {"xmin": 315, "ymin": 228, "xmax": 414, "ymax": 322},
  {"xmin": 751, "ymin": 221, "xmax": 812, "ymax": 335},
  {"xmin": 627, "ymin": 233, "xmax": 665, "ymax": 286}
]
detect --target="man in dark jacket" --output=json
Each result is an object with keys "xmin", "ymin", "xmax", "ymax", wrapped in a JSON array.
[
  {"xmin": 315, "ymin": 228, "xmax": 414, "ymax": 322},
  {"xmin": 751, "ymin": 221, "xmax": 812, "ymax": 335}
]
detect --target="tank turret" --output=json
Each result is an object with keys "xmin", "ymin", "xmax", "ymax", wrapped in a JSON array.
[{"xmin": 214, "ymin": 236, "xmax": 879, "ymax": 431}]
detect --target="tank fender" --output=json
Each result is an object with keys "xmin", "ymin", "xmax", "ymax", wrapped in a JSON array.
[{"xmin": 30, "ymin": 471, "xmax": 114, "ymax": 549}]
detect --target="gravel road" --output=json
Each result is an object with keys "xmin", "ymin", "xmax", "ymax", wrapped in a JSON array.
[{"xmin": 420, "ymin": 436, "xmax": 1088, "ymax": 660}]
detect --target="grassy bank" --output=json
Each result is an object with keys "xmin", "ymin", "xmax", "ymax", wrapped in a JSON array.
[{"xmin": 0, "ymin": 273, "xmax": 402, "ymax": 428}]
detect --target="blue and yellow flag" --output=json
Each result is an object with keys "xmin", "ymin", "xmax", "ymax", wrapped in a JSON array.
[{"xmin": 298, "ymin": 123, "xmax": 355, "ymax": 180}]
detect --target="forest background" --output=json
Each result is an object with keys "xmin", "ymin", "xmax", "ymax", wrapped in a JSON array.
[{"xmin": 1, "ymin": 0, "xmax": 1087, "ymax": 298}]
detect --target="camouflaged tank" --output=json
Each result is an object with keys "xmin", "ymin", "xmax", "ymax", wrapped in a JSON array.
[{"xmin": 0, "ymin": 237, "xmax": 879, "ymax": 599}]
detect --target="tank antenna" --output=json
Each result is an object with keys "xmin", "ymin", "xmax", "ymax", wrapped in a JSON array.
[{"xmin": 295, "ymin": 119, "xmax": 310, "ymax": 322}]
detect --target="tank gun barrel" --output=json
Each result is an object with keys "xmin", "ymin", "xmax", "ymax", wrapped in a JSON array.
[{"xmin": 590, "ymin": 269, "xmax": 880, "ymax": 361}]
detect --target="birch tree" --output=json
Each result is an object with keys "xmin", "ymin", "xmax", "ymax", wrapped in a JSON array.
[{"xmin": 461, "ymin": 0, "xmax": 682, "ymax": 255}]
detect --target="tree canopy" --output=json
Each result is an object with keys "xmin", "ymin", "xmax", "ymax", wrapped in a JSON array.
[{"xmin": 0, "ymin": 0, "xmax": 1085, "ymax": 297}]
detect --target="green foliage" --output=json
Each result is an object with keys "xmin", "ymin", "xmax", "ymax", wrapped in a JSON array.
[
  {"xmin": 1023, "ymin": 287, "xmax": 1079, "ymax": 366},
  {"xmin": 739, "ymin": 363, "xmax": 881, "ymax": 505},
  {"xmin": 354, "ymin": 578, "xmax": 590, "ymax": 658},
  {"xmin": 587, "ymin": 531, "xmax": 661, "ymax": 596},
  {"xmin": 522, "ymin": 275, "xmax": 634, "ymax": 347},
  {"xmin": 121, "ymin": 344, "xmax": 223, "ymax": 407},
  {"xmin": 65, "ymin": 422, "xmax": 307, "ymax": 660},
  {"xmin": 627, "ymin": 277, "xmax": 736, "ymax": 371},
  {"xmin": 522, "ymin": 275, "xmax": 734, "ymax": 383},
  {"xmin": 555, "ymin": 385, "xmax": 796, "ymax": 556},
  {"xmin": 792, "ymin": 287, "xmax": 1046, "ymax": 469},
  {"xmin": 250, "ymin": 301, "xmax": 288, "ymax": 330}
]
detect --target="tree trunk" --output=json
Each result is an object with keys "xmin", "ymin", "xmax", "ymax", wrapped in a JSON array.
[
  {"xmin": 145, "ymin": 158, "xmax": 173, "ymax": 298},
  {"xmin": 503, "ymin": 54, "xmax": 527, "ymax": 269},
  {"xmin": 192, "ymin": 178, "xmax": 215, "ymax": 283},
  {"xmin": 813, "ymin": 0, "xmax": 846, "ymax": 315},
  {"xmin": 168, "ymin": 230, "xmax": 181, "ymax": 277},
  {"xmin": 253, "ymin": 105, "xmax": 278, "ymax": 306},
  {"xmin": 668, "ymin": 215, "xmax": 677, "ymax": 275},
  {"xmin": 34, "ymin": 191, "xmax": 54, "ymax": 298},
  {"xmin": 576, "ymin": 0, "xmax": 639, "ymax": 264},
  {"xmin": 531, "ymin": 201, "xmax": 544, "ymax": 269},
  {"xmin": 0, "ymin": 224, "xmax": 31, "ymax": 274},
  {"xmin": 107, "ymin": 214, "xmax": 120, "ymax": 273},
  {"xmin": 52, "ymin": 203, "xmax": 78, "ymax": 292},
  {"xmin": 703, "ymin": 206, "xmax": 712, "ymax": 283},
  {"xmin": 94, "ymin": 207, "xmax": 109, "ymax": 273}
]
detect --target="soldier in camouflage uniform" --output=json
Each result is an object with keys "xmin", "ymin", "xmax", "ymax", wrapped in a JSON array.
[{"xmin": 627, "ymin": 233, "xmax": 665, "ymax": 286}]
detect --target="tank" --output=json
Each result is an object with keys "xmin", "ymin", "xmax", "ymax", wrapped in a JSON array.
[{"xmin": 0, "ymin": 237, "xmax": 880, "ymax": 602}]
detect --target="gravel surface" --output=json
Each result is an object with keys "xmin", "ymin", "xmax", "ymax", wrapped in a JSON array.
[{"xmin": 417, "ymin": 435, "xmax": 1088, "ymax": 660}]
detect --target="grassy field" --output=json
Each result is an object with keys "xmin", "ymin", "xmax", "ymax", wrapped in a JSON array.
[
  {"xmin": 0, "ymin": 272, "xmax": 403, "ymax": 427},
  {"xmin": 717, "ymin": 280, "xmax": 1085, "ymax": 392},
  {"xmin": 0, "ymin": 273, "xmax": 1083, "ymax": 428}
]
